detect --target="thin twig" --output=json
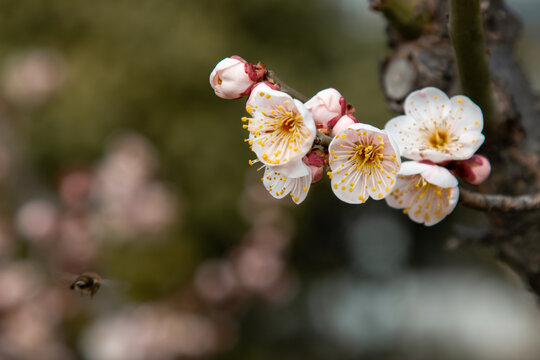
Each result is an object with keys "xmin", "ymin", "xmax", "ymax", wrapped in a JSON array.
[
  {"xmin": 459, "ymin": 187, "xmax": 540, "ymax": 212},
  {"xmin": 266, "ymin": 71, "xmax": 309, "ymax": 103},
  {"xmin": 315, "ymin": 131, "xmax": 333, "ymax": 147},
  {"xmin": 448, "ymin": 0, "xmax": 497, "ymax": 127}
]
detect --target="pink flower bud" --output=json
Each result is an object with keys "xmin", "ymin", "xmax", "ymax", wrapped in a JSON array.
[
  {"xmin": 453, "ymin": 154, "xmax": 491, "ymax": 185},
  {"xmin": 331, "ymin": 115, "xmax": 357, "ymax": 137},
  {"xmin": 302, "ymin": 149, "xmax": 326, "ymax": 184},
  {"xmin": 308, "ymin": 165, "xmax": 324, "ymax": 184},
  {"xmin": 305, "ymin": 88, "xmax": 345, "ymax": 132},
  {"xmin": 210, "ymin": 56, "xmax": 256, "ymax": 99}
]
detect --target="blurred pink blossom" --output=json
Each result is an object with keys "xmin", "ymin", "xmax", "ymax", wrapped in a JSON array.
[
  {"xmin": 16, "ymin": 200, "xmax": 58, "ymax": 244},
  {"xmin": 82, "ymin": 305, "xmax": 218, "ymax": 360},
  {"xmin": 1, "ymin": 49, "xmax": 66, "ymax": 106}
]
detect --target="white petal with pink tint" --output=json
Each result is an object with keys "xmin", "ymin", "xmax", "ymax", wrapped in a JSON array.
[
  {"xmin": 328, "ymin": 123, "xmax": 400, "ymax": 204},
  {"xmin": 403, "ymin": 87, "xmax": 451, "ymax": 125},
  {"xmin": 245, "ymin": 84, "xmax": 316, "ymax": 167},
  {"xmin": 262, "ymin": 161, "xmax": 311, "ymax": 204},
  {"xmin": 385, "ymin": 87, "xmax": 485, "ymax": 163},
  {"xmin": 386, "ymin": 161, "xmax": 459, "ymax": 226}
]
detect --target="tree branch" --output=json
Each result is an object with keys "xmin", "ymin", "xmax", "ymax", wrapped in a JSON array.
[
  {"xmin": 369, "ymin": 0, "xmax": 428, "ymax": 39},
  {"xmin": 266, "ymin": 71, "xmax": 308, "ymax": 103},
  {"xmin": 448, "ymin": 0, "xmax": 497, "ymax": 127},
  {"xmin": 459, "ymin": 187, "xmax": 540, "ymax": 212},
  {"xmin": 315, "ymin": 131, "xmax": 333, "ymax": 147}
]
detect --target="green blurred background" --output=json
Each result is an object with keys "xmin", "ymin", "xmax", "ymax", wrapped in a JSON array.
[{"xmin": 0, "ymin": 1, "xmax": 539, "ymax": 359}]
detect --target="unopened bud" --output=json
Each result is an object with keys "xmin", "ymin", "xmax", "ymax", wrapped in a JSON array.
[
  {"xmin": 331, "ymin": 114, "xmax": 357, "ymax": 137},
  {"xmin": 453, "ymin": 154, "xmax": 491, "ymax": 185},
  {"xmin": 305, "ymin": 88, "xmax": 345, "ymax": 133},
  {"xmin": 303, "ymin": 149, "xmax": 326, "ymax": 184},
  {"xmin": 210, "ymin": 56, "xmax": 257, "ymax": 99}
]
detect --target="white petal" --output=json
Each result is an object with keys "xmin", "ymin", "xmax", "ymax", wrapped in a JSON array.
[
  {"xmin": 386, "ymin": 172, "xmax": 459, "ymax": 226},
  {"xmin": 404, "ymin": 87, "xmax": 451, "ymax": 124},
  {"xmin": 365, "ymin": 169, "xmax": 395, "ymax": 200},
  {"xmin": 424, "ymin": 187, "xmax": 459, "ymax": 226},
  {"xmin": 262, "ymin": 167, "xmax": 291, "ymax": 199},
  {"xmin": 295, "ymin": 99, "xmax": 317, "ymax": 136},
  {"xmin": 421, "ymin": 165, "xmax": 458, "ymax": 188},
  {"xmin": 290, "ymin": 167, "xmax": 312, "ymax": 204},
  {"xmin": 346, "ymin": 122, "xmax": 384, "ymax": 134},
  {"xmin": 262, "ymin": 162, "xmax": 312, "ymax": 204},
  {"xmin": 384, "ymin": 115, "xmax": 416, "ymax": 155},
  {"xmin": 449, "ymin": 95, "xmax": 484, "ymax": 134},
  {"xmin": 451, "ymin": 132, "xmax": 485, "ymax": 160},
  {"xmin": 246, "ymin": 83, "xmax": 292, "ymax": 111},
  {"xmin": 384, "ymin": 129, "xmax": 401, "ymax": 159},
  {"xmin": 331, "ymin": 170, "xmax": 369, "ymax": 204},
  {"xmin": 271, "ymin": 159, "xmax": 310, "ymax": 178},
  {"xmin": 398, "ymin": 161, "xmax": 432, "ymax": 176},
  {"xmin": 417, "ymin": 149, "xmax": 455, "ymax": 163},
  {"xmin": 385, "ymin": 176, "xmax": 414, "ymax": 209}
]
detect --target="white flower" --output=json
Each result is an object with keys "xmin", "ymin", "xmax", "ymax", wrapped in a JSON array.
[
  {"xmin": 244, "ymin": 83, "xmax": 316, "ymax": 167},
  {"xmin": 260, "ymin": 160, "xmax": 312, "ymax": 204},
  {"xmin": 385, "ymin": 161, "xmax": 459, "ymax": 226},
  {"xmin": 385, "ymin": 87, "xmax": 485, "ymax": 163},
  {"xmin": 328, "ymin": 123, "xmax": 401, "ymax": 204}
]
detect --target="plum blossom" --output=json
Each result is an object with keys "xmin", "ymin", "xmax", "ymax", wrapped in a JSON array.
[
  {"xmin": 385, "ymin": 161, "xmax": 459, "ymax": 226},
  {"xmin": 244, "ymin": 83, "xmax": 316, "ymax": 168},
  {"xmin": 210, "ymin": 56, "xmax": 260, "ymax": 99},
  {"xmin": 385, "ymin": 87, "xmax": 485, "ymax": 163},
  {"xmin": 260, "ymin": 160, "xmax": 312, "ymax": 204},
  {"xmin": 328, "ymin": 123, "xmax": 400, "ymax": 204}
]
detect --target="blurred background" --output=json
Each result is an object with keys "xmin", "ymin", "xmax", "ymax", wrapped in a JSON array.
[{"xmin": 0, "ymin": 0, "xmax": 539, "ymax": 359}]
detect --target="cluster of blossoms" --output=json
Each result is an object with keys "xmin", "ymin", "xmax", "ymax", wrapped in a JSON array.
[{"xmin": 210, "ymin": 57, "xmax": 491, "ymax": 226}]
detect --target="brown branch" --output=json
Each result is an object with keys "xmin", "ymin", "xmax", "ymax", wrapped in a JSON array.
[{"xmin": 460, "ymin": 187, "xmax": 540, "ymax": 212}]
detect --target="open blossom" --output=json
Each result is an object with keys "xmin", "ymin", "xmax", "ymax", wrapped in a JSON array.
[
  {"xmin": 261, "ymin": 160, "xmax": 312, "ymax": 204},
  {"xmin": 305, "ymin": 88, "xmax": 344, "ymax": 132},
  {"xmin": 209, "ymin": 56, "xmax": 258, "ymax": 99},
  {"xmin": 386, "ymin": 161, "xmax": 459, "ymax": 226},
  {"xmin": 385, "ymin": 87, "xmax": 485, "ymax": 163},
  {"xmin": 244, "ymin": 83, "xmax": 316, "ymax": 167},
  {"xmin": 328, "ymin": 123, "xmax": 400, "ymax": 204}
]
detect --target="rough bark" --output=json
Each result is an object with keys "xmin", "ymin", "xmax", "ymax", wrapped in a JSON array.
[{"xmin": 372, "ymin": 0, "xmax": 540, "ymax": 297}]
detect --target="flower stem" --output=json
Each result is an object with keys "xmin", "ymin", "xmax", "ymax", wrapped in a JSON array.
[{"xmin": 449, "ymin": 0, "xmax": 497, "ymax": 128}]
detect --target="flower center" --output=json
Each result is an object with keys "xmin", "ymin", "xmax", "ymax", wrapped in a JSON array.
[
  {"xmin": 429, "ymin": 129, "xmax": 449, "ymax": 149},
  {"xmin": 280, "ymin": 116, "xmax": 296, "ymax": 133},
  {"xmin": 351, "ymin": 144, "xmax": 383, "ymax": 170}
]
